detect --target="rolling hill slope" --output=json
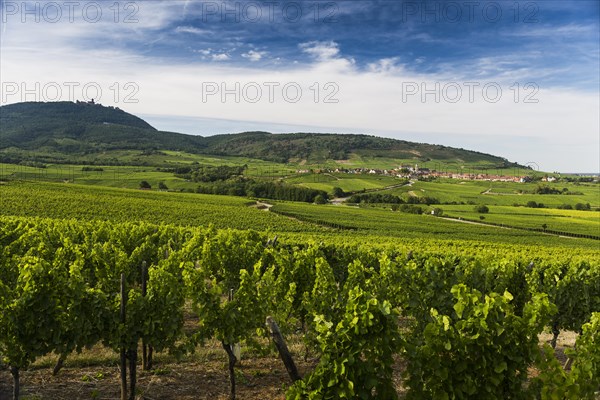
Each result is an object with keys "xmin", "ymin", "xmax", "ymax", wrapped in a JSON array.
[{"xmin": 0, "ymin": 101, "xmax": 518, "ymax": 167}]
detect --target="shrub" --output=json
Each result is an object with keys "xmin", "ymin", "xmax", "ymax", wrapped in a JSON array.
[
  {"xmin": 575, "ymin": 203, "xmax": 591, "ymax": 211},
  {"xmin": 399, "ymin": 204, "xmax": 423, "ymax": 214},
  {"xmin": 139, "ymin": 180, "xmax": 152, "ymax": 189},
  {"xmin": 525, "ymin": 201, "xmax": 546, "ymax": 209},
  {"xmin": 534, "ymin": 185, "xmax": 562, "ymax": 195},
  {"xmin": 332, "ymin": 187, "xmax": 346, "ymax": 198},
  {"xmin": 314, "ymin": 195, "xmax": 327, "ymax": 204},
  {"xmin": 474, "ymin": 205, "xmax": 489, "ymax": 213},
  {"xmin": 557, "ymin": 204, "xmax": 573, "ymax": 210}
]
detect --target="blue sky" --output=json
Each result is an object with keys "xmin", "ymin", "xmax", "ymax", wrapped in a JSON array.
[
  {"xmin": 1, "ymin": 0, "xmax": 599, "ymax": 172},
  {"xmin": 151, "ymin": 1, "xmax": 600, "ymax": 86}
]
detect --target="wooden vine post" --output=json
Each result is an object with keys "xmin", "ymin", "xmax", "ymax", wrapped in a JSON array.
[
  {"xmin": 120, "ymin": 273, "xmax": 128, "ymax": 400},
  {"xmin": 10, "ymin": 366, "xmax": 19, "ymax": 400},
  {"xmin": 52, "ymin": 356, "xmax": 65, "ymax": 376},
  {"xmin": 266, "ymin": 316, "xmax": 301, "ymax": 382},
  {"xmin": 141, "ymin": 261, "xmax": 153, "ymax": 370},
  {"xmin": 222, "ymin": 341, "xmax": 237, "ymax": 400},
  {"xmin": 128, "ymin": 347, "xmax": 137, "ymax": 400},
  {"xmin": 222, "ymin": 288, "xmax": 238, "ymax": 400}
]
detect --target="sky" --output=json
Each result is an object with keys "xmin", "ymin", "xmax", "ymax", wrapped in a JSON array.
[{"xmin": 0, "ymin": 0, "xmax": 598, "ymax": 172}]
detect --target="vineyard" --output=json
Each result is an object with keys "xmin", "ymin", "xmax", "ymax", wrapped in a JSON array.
[
  {"xmin": 1, "ymin": 215, "xmax": 599, "ymax": 399},
  {"xmin": 1, "ymin": 6, "xmax": 599, "ymax": 398},
  {"xmin": 3, "ymin": 182, "xmax": 599, "ymax": 252}
]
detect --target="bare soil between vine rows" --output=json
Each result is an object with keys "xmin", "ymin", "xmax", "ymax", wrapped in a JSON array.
[{"xmin": 0, "ymin": 332, "xmax": 576, "ymax": 399}]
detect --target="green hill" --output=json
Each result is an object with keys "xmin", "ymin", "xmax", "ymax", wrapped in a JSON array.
[
  {"xmin": 0, "ymin": 101, "xmax": 517, "ymax": 167},
  {"xmin": 201, "ymin": 131, "xmax": 510, "ymax": 165},
  {"xmin": 0, "ymin": 101, "xmax": 207, "ymax": 155}
]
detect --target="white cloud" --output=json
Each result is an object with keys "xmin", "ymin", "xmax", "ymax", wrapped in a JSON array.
[
  {"xmin": 194, "ymin": 48, "xmax": 213, "ymax": 56},
  {"xmin": 299, "ymin": 41, "xmax": 340, "ymax": 61},
  {"xmin": 242, "ymin": 50, "xmax": 266, "ymax": 62},
  {"xmin": 0, "ymin": 0, "xmax": 186, "ymax": 50},
  {"xmin": 211, "ymin": 53, "xmax": 230, "ymax": 61},
  {"xmin": 506, "ymin": 23, "xmax": 598, "ymax": 38},
  {"xmin": 174, "ymin": 26, "xmax": 211, "ymax": 35},
  {"xmin": 367, "ymin": 58, "xmax": 405, "ymax": 74},
  {"xmin": 193, "ymin": 47, "xmax": 234, "ymax": 61},
  {"xmin": 2, "ymin": 42, "xmax": 597, "ymax": 171}
]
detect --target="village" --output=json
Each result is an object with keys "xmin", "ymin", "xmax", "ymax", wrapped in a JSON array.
[{"xmin": 296, "ymin": 164, "xmax": 558, "ymax": 183}]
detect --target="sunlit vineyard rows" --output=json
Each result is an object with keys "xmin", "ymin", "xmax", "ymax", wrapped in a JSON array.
[{"xmin": 1, "ymin": 214, "xmax": 599, "ymax": 399}]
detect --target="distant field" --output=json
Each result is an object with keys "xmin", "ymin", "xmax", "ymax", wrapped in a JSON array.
[
  {"xmin": 4, "ymin": 160, "xmax": 594, "ymax": 207},
  {"xmin": 0, "ymin": 181, "xmax": 318, "ymax": 233},
  {"xmin": 0, "ymin": 162, "xmax": 407, "ymax": 194},
  {"xmin": 0, "ymin": 163, "xmax": 196, "ymax": 190},
  {"xmin": 442, "ymin": 205, "xmax": 600, "ymax": 237},
  {"xmin": 284, "ymin": 173, "xmax": 401, "ymax": 193},
  {"xmin": 0, "ymin": 161, "xmax": 297, "ymax": 192},
  {"xmin": 382, "ymin": 180, "xmax": 485, "ymax": 203},
  {"xmin": 3, "ymin": 181, "xmax": 598, "ymax": 253},
  {"xmin": 2, "ymin": 161, "xmax": 598, "ymax": 250},
  {"xmin": 304, "ymin": 153, "xmax": 508, "ymax": 171},
  {"xmin": 271, "ymin": 202, "xmax": 600, "ymax": 249},
  {"xmin": 381, "ymin": 179, "xmax": 599, "ymax": 208}
]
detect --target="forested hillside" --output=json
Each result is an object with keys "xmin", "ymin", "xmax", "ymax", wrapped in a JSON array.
[{"xmin": 0, "ymin": 102, "xmax": 517, "ymax": 167}]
